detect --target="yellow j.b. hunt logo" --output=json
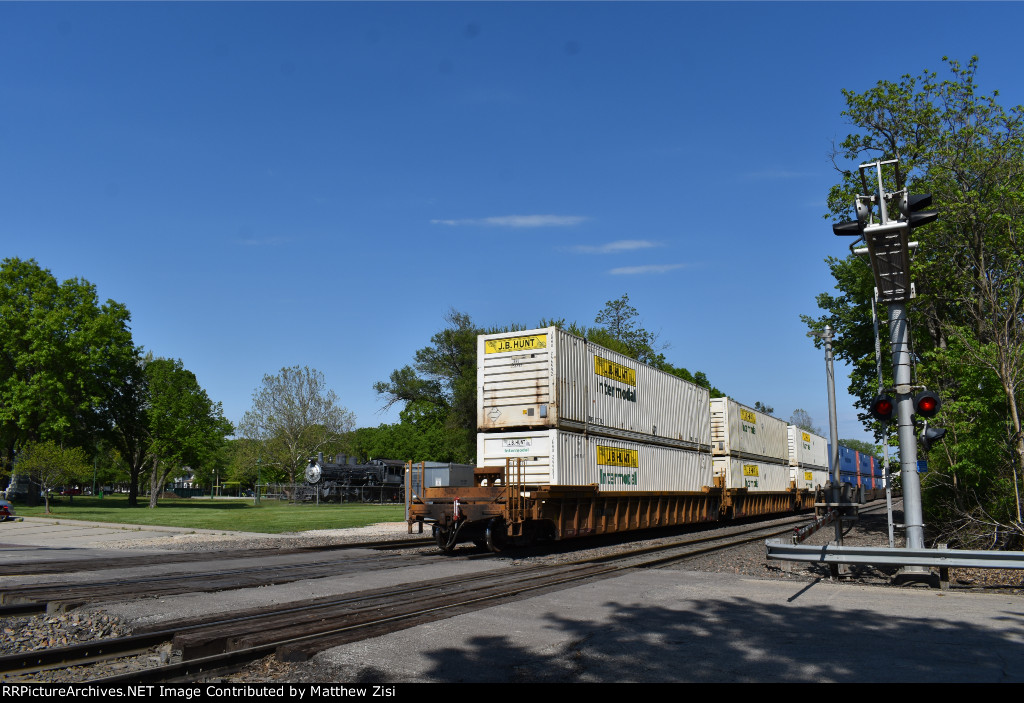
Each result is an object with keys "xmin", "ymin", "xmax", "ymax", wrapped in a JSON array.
[
  {"xmin": 743, "ymin": 464, "xmax": 760, "ymax": 477},
  {"xmin": 740, "ymin": 408, "xmax": 757, "ymax": 424},
  {"xmin": 802, "ymin": 431, "xmax": 810, "ymax": 442},
  {"xmin": 484, "ymin": 334, "xmax": 548, "ymax": 354},
  {"xmin": 594, "ymin": 356, "xmax": 636, "ymax": 386},
  {"xmin": 596, "ymin": 445, "xmax": 639, "ymax": 468}
]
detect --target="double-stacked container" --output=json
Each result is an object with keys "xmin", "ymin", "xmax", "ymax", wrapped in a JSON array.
[
  {"xmin": 859, "ymin": 451, "xmax": 878, "ymax": 490},
  {"xmin": 476, "ymin": 327, "xmax": 712, "ymax": 492},
  {"xmin": 787, "ymin": 426, "xmax": 829, "ymax": 490},
  {"xmin": 710, "ymin": 398, "xmax": 790, "ymax": 491},
  {"xmin": 828, "ymin": 444, "xmax": 881, "ymax": 488}
]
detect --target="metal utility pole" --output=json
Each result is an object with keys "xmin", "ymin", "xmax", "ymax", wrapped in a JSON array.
[
  {"xmin": 834, "ymin": 158, "xmax": 939, "ymax": 555},
  {"xmin": 889, "ymin": 303, "xmax": 925, "ymax": 549},
  {"xmin": 809, "ymin": 325, "xmax": 842, "ymax": 546},
  {"xmin": 871, "ymin": 296, "xmax": 896, "ymax": 548}
]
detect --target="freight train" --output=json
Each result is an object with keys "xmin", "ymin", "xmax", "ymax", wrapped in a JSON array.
[{"xmin": 408, "ymin": 326, "xmax": 889, "ymax": 552}]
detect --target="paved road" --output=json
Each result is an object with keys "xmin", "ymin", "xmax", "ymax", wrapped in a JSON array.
[
  {"xmin": 2, "ymin": 517, "xmax": 1022, "ymax": 682},
  {"xmin": 312, "ymin": 566, "xmax": 1024, "ymax": 683},
  {"xmin": 0, "ymin": 515, "xmax": 279, "ymax": 562}
]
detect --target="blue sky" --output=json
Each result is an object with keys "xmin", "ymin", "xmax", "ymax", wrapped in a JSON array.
[{"xmin": 2, "ymin": 2, "xmax": 1022, "ymax": 445}]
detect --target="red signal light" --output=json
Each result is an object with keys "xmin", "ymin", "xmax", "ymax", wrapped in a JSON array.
[
  {"xmin": 914, "ymin": 391, "xmax": 941, "ymax": 418},
  {"xmin": 869, "ymin": 395, "xmax": 894, "ymax": 422}
]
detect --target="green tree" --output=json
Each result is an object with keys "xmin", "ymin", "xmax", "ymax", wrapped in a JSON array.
[
  {"xmin": 239, "ymin": 366, "xmax": 355, "ymax": 486},
  {"xmin": 374, "ymin": 310, "xmax": 479, "ymax": 464},
  {"xmin": 224, "ymin": 438, "xmax": 264, "ymax": 489},
  {"xmin": 840, "ymin": 438, "xmax": 881, "ymax": 459},
  {"xmin": 789, "ymin": 409, "xmax": 824, "ymax": 435},
  {"xmin": 16, "ymin": 440, "xmax": 90, "ymax": 513},
  {"xmin": 590, "ymin": 295, "xmax": 723, "ymax": 396},
  {"xmin": 105, "ymin": 354, "xmax": 151, "ymax": 506},
  {"xmin": 810, "ymin": 56, "xmax": 1024, "ymax": 546},
  {"xmin": 348, "ymin": 408, "xmax": 454, "ymax": 465},
  {"xmin": 0, "ymin": 258, "xmax": 137, "ymax": 471},
  {"xmin": 106, "ymin": 356, "xmax": 232, "ymax": 507},
  {"xmin": 145, "ymin": 358, "xmax": 232, "ymax": 508},
  {"xmin": 593, "ymin": 294, "xmax": 666, "ymax": 365}
]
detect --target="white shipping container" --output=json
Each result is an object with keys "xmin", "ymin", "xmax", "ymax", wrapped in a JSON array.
[
  {"xmin": 713, "ymin": 457, "xmax": 792, "ymax": 492},
  {"xmin": 709, "ymin": 398, "xmax": 789, "ymax": 463},
  {"xmin": 478, "ymin": 327, "xmax": 710, "ymax": 451},
  {"xmin": 476, "ymin": 429, "xmax": 712, "ymax": 493},
  {"xmin": 787, "ymin": 426, "xmax": 829, "ymax": 470},
  {"xmin": 791, "ymin": 467, "xmax": 829, "ymax": 491}
]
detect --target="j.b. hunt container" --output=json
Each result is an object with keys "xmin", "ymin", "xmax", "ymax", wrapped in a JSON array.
[
  {"xmin": 476, "ymin": 429, "xmax": 712, "ymax": 493},
  {"xmin": 712, "ymin": 457, "xmax": 791, "ymax": 492},
  {"xmin": 787, "ymin": 426, "xmax": 829, "ymax": 490},
  {"xmin": 709, "ymin": 397, "xmax": 789, "ymax": 463},
  {"xmin": 478, "ymin": 327, "xmax": 710, "ymax": 451}
]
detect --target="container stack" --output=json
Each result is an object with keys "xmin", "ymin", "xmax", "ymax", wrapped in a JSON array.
[
  {"xmin": 710, "ymin": 398, "xmax": 791, "ymax": 491},
  {"xmin": 828, "ymin": 444, "xmax": 883, "ymax": 490},
  {"xmin": 476, "ymin": 327, "xmax": 713, "ymax": 492},
  {"xmin": 859, "ymin": 451, "xmax": 881, "ymax": 490},
  {"xmin": 787, "ymin": 426, "xmax": 829, "ymax": 490}
]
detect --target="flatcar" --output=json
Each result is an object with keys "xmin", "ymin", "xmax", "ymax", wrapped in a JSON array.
[{"xmin": 408, "ymin": 326, "xmax": 888, "ymax": 552}]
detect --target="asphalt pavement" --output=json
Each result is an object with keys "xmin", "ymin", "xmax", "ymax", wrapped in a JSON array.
[{"xmin": 2, "ymin": 517, "xmax": 1022, "ymax": 683}]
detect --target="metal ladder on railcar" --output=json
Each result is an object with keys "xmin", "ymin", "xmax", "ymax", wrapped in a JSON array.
[{"xmin": 504, "ymin": 457, "xmax": 526, "ymax": 537}]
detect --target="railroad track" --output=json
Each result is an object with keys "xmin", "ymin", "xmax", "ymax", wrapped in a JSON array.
[
  {"xmin": 0, "ymin": 516, "xmax": 808, "ymax": 683},
  {"xmin": 1, "ymin": 536, "xmax": 433, "ymax": 577},
  {"xmin": 0, "ymin": 537, "xmax": 436, "ymax": 614}
]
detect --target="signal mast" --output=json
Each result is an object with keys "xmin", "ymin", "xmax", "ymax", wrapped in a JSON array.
[{"xmin": 833, "ymin": 159, "xmax": 942, "ymax": 554}]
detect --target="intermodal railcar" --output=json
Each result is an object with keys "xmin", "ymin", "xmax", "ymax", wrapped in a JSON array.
[{"xmin": 408, "ymin": 327, "xmax": 889, "ymax": 552}]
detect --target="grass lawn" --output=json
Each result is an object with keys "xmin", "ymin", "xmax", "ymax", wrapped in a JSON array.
[{"xmin": 10, "ymin": 495, "xmax": 406, "ymax": 534}]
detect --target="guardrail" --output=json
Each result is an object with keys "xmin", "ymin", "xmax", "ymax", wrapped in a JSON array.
[{"xmin": 766, "ymin": 540, "xmax": 1024, "ymax": 570}]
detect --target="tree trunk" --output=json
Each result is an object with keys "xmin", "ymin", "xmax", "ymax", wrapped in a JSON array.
[
  {"xmin": 148, "ymin": 458, "xmax": 161, "ymax": 508},
  {"xmin": 1001, "ymin": 364, "xmax": 1024, "ymax": 525}
]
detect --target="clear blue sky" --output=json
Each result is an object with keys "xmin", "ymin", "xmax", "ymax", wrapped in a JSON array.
[{"xmin": 2, "ymin": 2, "xmax": 1021, "ymax": 445}]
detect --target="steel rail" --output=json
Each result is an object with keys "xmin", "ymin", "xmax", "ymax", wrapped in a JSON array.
[
  {"xmin": 2, "ymin": 517, "xmax": 802, "ymax": 682},
  {"xmin": 90, "ymin": 521, "xmax": 800, "ymax": 681},
  {"xmin": 0, "ymin": 565, "xmax": 521, "ymax": 674},
  {"xmin": 1, "ymin": 551, "xmax": 411, "ymax": 608},
  {"xmin": 2, "ymin": 537, "xmax": 432, "ymax": 577}
]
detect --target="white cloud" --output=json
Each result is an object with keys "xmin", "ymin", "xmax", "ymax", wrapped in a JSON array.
[
  {"xmin": 609, "ymin": 263, "xmax": 686, "ymax": 275},
  {"xmin": 571, "ymin": 239, "xmax": 660, "ymax": 254},
  {"xmin": 431, "ymin": 215, "xmax": 587, "ymax": 228}
]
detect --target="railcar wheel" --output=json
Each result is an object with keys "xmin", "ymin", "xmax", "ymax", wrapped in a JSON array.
[
  {"xmin": 433, "ymin": 527, "xmax": 451, "ymax": 553},
  {"xmin": 485, "ymin": 518, "xmax": 506, "ymax": 553}
]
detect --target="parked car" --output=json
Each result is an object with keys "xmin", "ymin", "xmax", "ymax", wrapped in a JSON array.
[{"xmin": 60, "ymin": 487, "xmax": 82, "ymax": 496}]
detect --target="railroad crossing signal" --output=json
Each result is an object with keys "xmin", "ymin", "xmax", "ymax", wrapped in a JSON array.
[
  {"xmin": 868, "ymin": 394, "xmax": 895, "ymax": 423},
  {"xmin": 899, "ymin": 192, "xmax": 939, "ymax": 232},
  {"xmin": 834, "ymin": 158, "xmax": 941, "ymax": 554},
  {"xmin": 833, "ymin": 159, "xmax": 937, "ymax": 304},
  {"xmin": 919, "ymin": 423, "xmax": 947, "ymax": 452},
  {"xmin": 914, "ymin": 390, "xmax": 941, "ymax": 418}
]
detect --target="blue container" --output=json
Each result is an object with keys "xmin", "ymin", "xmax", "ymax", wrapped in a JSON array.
[
  {"xmin": 828, "ymin": 444, "xmax": 872, "ymax": 487},
  {"xmin": 858, "ymin": 453, "xmax": 878, "ymax": 489}
]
